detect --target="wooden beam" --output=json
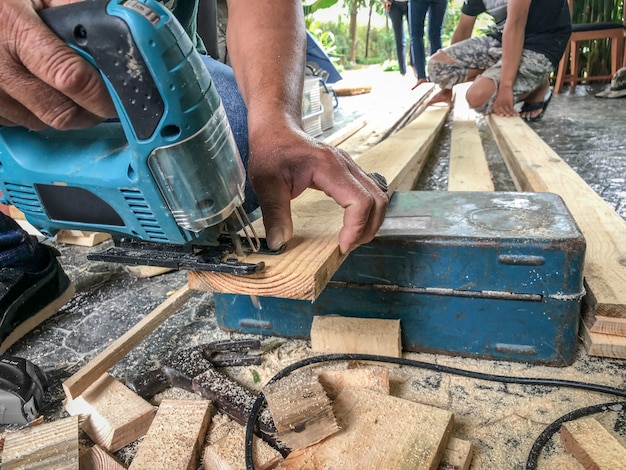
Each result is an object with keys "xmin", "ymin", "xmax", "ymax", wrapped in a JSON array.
[
  {"xmin": 189, "ymin": 106, "xmax": 449, "ymax": 301},
  {"xmin": 279, "ymin": 387, "xmax": 454, "ymax": 470},
  {"xmin": 2, "ymin": 416, "xmax": 79, "ymax": 470},
  {"xmin": 561, "ymin": 418, "xmax": 626, "ymax": 469},
  {"xmin": 487, "ymin": 115, "xmax": 626, "ymax": 321},
  {"xmin": 129, "ymin": 400, "xmax": 211, "ymax": 470},
  {"xmin": 56, "ymin": 230, "xmax": 111, "ymax": 247},
  {"xmin": 63, "ymin": 284, "xmax": 194, "ymax": 400},
  {"xmin": 338, "ymin": 83, "xmax": 435, "ymax": 159},
  {"xmin": 65, "ymin": 373, "xmax": 155, "ymax": 452},
  {"xmin": 448, "ymin": 84, "xmax": 494, "ymax": 192}
]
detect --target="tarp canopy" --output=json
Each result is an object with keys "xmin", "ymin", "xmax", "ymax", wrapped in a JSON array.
[{"xmin": 306, "ymin": 32, "xmax": 342, "ymax": 83}]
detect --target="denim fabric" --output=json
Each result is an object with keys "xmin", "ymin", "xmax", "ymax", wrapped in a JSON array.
[
  {"xmin": 388, "ymin": 1, "xmax": 411, "ymax": 75},
  {"xmin": 409, "ymin": 0, "xmax": 447, "ymax": 79},
  {"xmin": 200, "ymin": 56, "xmax": 259, "ymax": 214}
]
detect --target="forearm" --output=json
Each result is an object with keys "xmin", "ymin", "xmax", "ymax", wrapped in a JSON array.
[
  {"xmin": 450, "ymin": 14, "xmax": 476, "ymax": 44},
  {"xmin": 499, "ymin": 0, "xmax": 530, "ymax": 90},
  {"xmin": 225, "ymin": 0, "xmax": 306, "ymax": 136}
]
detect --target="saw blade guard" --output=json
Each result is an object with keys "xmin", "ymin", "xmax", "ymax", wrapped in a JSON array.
[{"xmin": 149, "ymin": 106, "xmax": 245, "ymax": 232}]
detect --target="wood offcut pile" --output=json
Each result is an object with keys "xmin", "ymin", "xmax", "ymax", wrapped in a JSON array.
[{"xmin": 1, "ymin": 78, "xmax": 625, "ymax": 469}]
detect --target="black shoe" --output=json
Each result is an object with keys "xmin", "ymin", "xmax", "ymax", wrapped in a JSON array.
[{"xmin": 0, "ymin": 245, "xmax": 75, "ymax": 352}]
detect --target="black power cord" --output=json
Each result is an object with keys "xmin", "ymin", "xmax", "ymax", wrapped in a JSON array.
[{"xmin": 244, "ymin": 354, "xmax": 626, "ymax": 470}]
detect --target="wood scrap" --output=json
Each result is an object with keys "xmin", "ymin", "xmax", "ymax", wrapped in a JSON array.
[
  {"xmin": 310, "ymin": 315, "xmax": 402, "ymax": 359},
  {"xmin": 56, "ymin": 230, "xmax": 111, "ymax": 247},
  {"xmin": 487, "ymin": 115, "xmax": 626, "ymax": 325},
  {"xmin": 63, "ymin": 283, "xmax": 194, "ymax": 400},
  {"xmin": 129, "ymin": 399, "xmax": 211, "ymax": 470},
  {"xmin": 1, "ymin": 415, "xmax": 79, "ymax": 470},
  {"xmin": 448, "ymin": 83, "xmax": 494, "ymax": 191},
  {"xmin": 202, "ymin": 414, "xmax": 282, "ymax": 470},
  {"xmin": 318, "ymin": 366, "xmax": 390, "ymax": 399},
  {"xmin": 79, "ymin": 445, "xmax": 126, "ymax": 470},
  {"xmin": 333, "ymin": 84, "xmax": 372, "ymax": 96},
  {"xmin": 580, "ymin": 320, "xmax": 626, "ymax": 359},
  {"xmin": 279, "ymin": 387, "xmax": 454, "ymax": 470},
  {"xmin": 188, "ymin": 105, "xmax": 450, "ymax": 301},
  {"xmin": 64, "ymin": 373, "xmax": 156, "ymax": 452},
  {"xmin": 263, "ymin": 369, "xmax": 339, "ymax": 451},
  {"xmin": 439, "ymin": 437, "xmax": 473, "ymax": 470},
  {"xmin": 561, "ymin": 417, "xmax": 626, "ymax": 469}
]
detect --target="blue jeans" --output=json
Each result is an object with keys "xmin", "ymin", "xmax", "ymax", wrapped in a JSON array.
[
  {"xmin": 409, "ymin": 0, "xmax": 447, "ymax": 79},
  {"xmin": 200, "ymin": 56, "xmax": 258, "ymax": 214},
  {"xmin": 388, "ymin": 1, "xmax": 411, "ymax": 75}
]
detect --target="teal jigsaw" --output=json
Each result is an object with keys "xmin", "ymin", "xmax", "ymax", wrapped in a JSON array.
[{"xmin": 0, "ymin": 0, "xmax": 262, "ymax": 273}]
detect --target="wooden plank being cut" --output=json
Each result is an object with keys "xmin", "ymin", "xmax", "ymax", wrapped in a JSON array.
[
  {"xmin": 129, "ymin": 399, "xmax": 211, "ymax": 470},
  {"xmin": 561, "ymin": 418, "xmax": 626, "ymax": 469},
  {"xmin": 439, "ymin": 437, "xmax": 473, "ymax": 470},
  {"xmin": 448, "ymin": 83, "xmax": 494, "ymax": 192},
  {"xmin": 189, "ymin": 105, "xmax": 449, "ymax": 301},
  {"xmin": 63, "ymin": 284, "xmax": 194, "ymax": 400},
  {"xmin": 339, "ymin": 83, "xmax": 435, "ymax": 159},
  {"xmin": 487, "ymin": 115, "xmax": 626, "ymax": 323},
  {"xmin": 280, "ymin": 387, "xmax": 454, "ymax": 470},
  {"xmin": 65, "ymin": 373, "xmax": 156, "ymax": 452},
  {"xmin": 2, "ymin": 415, "xmax": 79, "ymax": 470}
]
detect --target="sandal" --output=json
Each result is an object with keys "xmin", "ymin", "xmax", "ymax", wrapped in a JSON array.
[{"xmin": 520, "ymin": 90, "xmax": 552, "ymax": 122}]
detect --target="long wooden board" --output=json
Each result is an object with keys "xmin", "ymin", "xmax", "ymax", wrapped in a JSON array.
[
  {"xmin": 189, "ymin": 106, "xmax": 449, "ymax": 301},
  {"xmin": 63, "ymin": 284, "xmax": 194, "ymax": 400},
  {"xmin": 448, "ymin": 84, "xmax": 494, "ymax": 192},
  {"xmin": 487, "ymin": 115, "xmax": 626, "ymax": 320}
]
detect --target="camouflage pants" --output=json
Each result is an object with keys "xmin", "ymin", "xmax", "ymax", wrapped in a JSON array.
[{"xmin": 428, "ymin": 36, "xmax": 553, "ymax": 114}]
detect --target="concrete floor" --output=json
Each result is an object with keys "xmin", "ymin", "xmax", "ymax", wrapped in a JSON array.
[{"xmin": 3, "ymin": 70, "xmax": 626, "ymax": 469}]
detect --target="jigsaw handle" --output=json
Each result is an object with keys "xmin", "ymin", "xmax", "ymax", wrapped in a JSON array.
[{"xmin": 39, "ymin": 0, "xmax": 165, "ymax": 141}]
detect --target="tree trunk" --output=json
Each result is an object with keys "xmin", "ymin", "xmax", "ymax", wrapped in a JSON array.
[
  {"xmin": 365, "ymin": 2, "xmax": 373, "ymax": 57},
  {"xmin": 349, "ymin": 0, "xmax": 359, "ymax": 63}
]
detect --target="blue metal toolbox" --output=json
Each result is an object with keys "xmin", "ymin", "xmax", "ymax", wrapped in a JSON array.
[{"xmin": 214, "ymin": 192, "xmax": 586, "ymax": 366}]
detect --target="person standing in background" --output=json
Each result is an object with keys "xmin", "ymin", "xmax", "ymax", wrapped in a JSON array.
[
  {"xmin": 409, "ymin": 0, "xmax": 448, "ymax": 88},
  {"xmin": 384, "ymin": 0, "xmax": 411, "ymax": 76}
]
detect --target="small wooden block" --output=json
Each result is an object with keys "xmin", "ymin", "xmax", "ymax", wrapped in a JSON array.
[
  {"xmin": 202, "ymin": 415, "xmax": 283, "ymax": 470},
  {"xmin": 129, "ymin": 399, "xmax": 212, "ymax": 470},
  {"xmin": 8, "ymin": 205, "xmax": 25, "ymax": 220},
  {"xmin": 57, "ymin": 230, "xmax": 111, "ymax": 247},
  {"xmin": 79, "ymin": 445, "xmax": 126, "ymax": 470},
  {"xmin": 581, "ymin": 321, "xmax": 626, "ymax": 360},
  {"xmin": 263, "ymin": 369, "xmax": 339, "ymax": 450},
  {"xmin": 318, "ymin": 367, "xmax": 390, "ymax": 399},
  {"xmin": 311, "ymin": 315, "xmax": 402, "ymax": 359},
  {"xmin": 439, "ymin": 437, "xmax": 473, "ymax": 470},
  {"xmin": 64, "ymin": 373, "xmax": 156, "ymax": 452},
  {"xmin": 561, "ymin": 417, "xmax": 626, "ymax": 469},
  {"xmin": 2, "ymin": 415, "xmax": 80, "ymax": 469},
  {"xmin": 280, "ymin": 387, "xmax": 454, "ymax": 470}
]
